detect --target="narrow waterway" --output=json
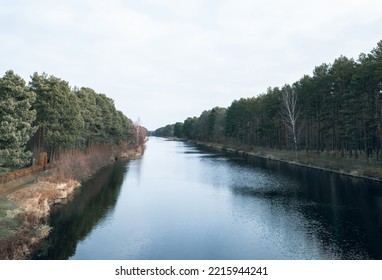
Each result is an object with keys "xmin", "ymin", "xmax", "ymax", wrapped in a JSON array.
[{"xmin": 34, "ymin": 137, "xmax": 382, "ymax": 259}]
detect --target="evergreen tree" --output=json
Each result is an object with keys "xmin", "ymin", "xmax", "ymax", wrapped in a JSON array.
[
  {"xmin": 210, "ymin": 107, "xmax": 226, "ymax": 143},
  {"xmin": 0, "ymin": 70, "xmax": 36, "ymax": 168},
  {"xmin": 30, "ymin": 73, "xmax": 84, "ymax": 160},
  {"xmin": 154, "ymin": 40, "xmax": 382, "ymax": 162},
  {"xmin": 173, "ymin": 122, "xmax": 184, "ymax": 138},
  {"xmin": 75, "ymin": 87, "xmax": 102, "ymax": 147}
]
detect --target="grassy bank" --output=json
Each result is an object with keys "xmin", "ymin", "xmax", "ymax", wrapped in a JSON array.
[
  {"xmin": 189, "ymin": 140, "xmax": 382, "ymax": 182},
  {"xmin": 0, "ymin": 144, "xmax": 145, "ymax": 259}
]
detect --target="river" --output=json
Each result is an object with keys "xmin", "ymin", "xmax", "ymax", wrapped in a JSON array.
[{"xmin": 33, "ymin": 137, "xmax": 382, "ymax": 259}]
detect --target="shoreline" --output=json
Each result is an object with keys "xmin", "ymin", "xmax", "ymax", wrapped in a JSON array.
[
  {"xmin": 0, "ymin": 144, "xmax": 145, "ymax": 260},
  {"xmin": 183, "ymin": 139, "xmax": 382, "ymax": 183}
]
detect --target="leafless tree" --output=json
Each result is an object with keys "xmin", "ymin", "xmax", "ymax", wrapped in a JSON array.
[{"xmin": 281, "ymin": 86, "xmax": 300, "ymax": 158}]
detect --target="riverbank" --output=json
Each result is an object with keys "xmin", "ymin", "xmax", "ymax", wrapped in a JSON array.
[
  {"xmin": 0, "ymin": 144, "xmax": 145, "ymax": 259},
  {"xmin": 185, "ymin": 139, "xmax": 382, "ymax": 182},
  {"xmin": 31, "ymin": 136, "xmax": 382, "ymax": 260},
  {"xmin": 0, "ymin": 179, "xmax": 79, "ymax": 259}
]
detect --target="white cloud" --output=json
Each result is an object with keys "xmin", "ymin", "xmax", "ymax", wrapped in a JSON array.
[
  {"xmin": 144, "ymin": 0, "xmax": 205, "ymax": 20},
  {"xmin": 1, "ymin": 0, "xmax": 382, "ymax": 130}
]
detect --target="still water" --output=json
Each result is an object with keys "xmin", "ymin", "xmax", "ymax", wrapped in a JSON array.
[{"xmin": 34, "ymin": 137, "xmax": 382, "ymax": 259}]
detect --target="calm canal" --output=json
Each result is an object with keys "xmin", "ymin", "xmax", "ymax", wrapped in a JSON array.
[{"xmin": 34, "ymin": 137, "xmax": 382, "ymax": 259}]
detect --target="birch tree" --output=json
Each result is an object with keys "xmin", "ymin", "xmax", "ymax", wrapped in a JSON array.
[{"xmin": 281, "ymin": 85, "xmax": 300, "ymax": 157}]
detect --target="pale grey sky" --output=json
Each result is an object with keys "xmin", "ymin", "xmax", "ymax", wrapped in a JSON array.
[{"xmin": 1, "ymin": 0, "xmax": 382, "ymax": 130}]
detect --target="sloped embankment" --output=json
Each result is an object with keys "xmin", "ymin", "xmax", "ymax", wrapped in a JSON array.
[
  {"xmin": 0, "ymin": 179, "xmax": 79, "ymax": 259},
  {"xmin": 0, "ymin": 144, "xmax": 145, "ymax": 259}
]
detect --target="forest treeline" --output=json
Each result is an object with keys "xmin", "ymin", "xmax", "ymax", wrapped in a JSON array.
[
  {"xmin": 155, "ymin": 40, "xmax": 382, "ymax": 161},
  {"xmin": 0, "ymin": 71, "xmax": 146, "ymax": 172}
]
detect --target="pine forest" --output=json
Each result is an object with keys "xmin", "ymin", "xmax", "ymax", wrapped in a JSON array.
[{"xmin": 155, "ymin": 40, "xmax": 382, "ymax": 169}]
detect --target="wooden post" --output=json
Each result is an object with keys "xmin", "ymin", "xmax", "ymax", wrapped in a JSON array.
[{"xmin": 39, "ymin": 152, "xmax": 48, "ymax": 171}]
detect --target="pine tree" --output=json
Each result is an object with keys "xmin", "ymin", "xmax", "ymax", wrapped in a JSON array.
[
  {"xmin": 0, "ymin": 70, "xmax": 37, "ymax": 168},
  {"xmin": 30, "ymin": 72, "xmax": 84, "ymax": 161}
]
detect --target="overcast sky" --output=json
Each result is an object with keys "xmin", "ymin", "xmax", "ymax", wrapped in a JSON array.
[{"xmin": 1, "ymin": 0, "xmax": 382, "ymax": 130}]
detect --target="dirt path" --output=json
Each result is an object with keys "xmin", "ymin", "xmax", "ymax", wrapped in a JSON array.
[
  {"xmin": 0, "ymin": 177, "xmax": 39, "ymax": 248},
  {"xmin": 0, "ymin": 171, "xmax": 53, "ymax": 259},
  {"xmin": 0, "ymin": 174, "xmax": 41, "ymax": 198}
]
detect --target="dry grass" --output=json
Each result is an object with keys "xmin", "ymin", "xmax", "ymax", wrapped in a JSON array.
[
  {"xmin": 7, "ymin": 180, "xmax": 80, "ymax": 224},
  {"xmin": 45, "ymin": 144, "xmax": 117, "ymax": 184},
  {"xmin": 45, "ymin": 143, "xmax": 145, "ymax": 184},
  {"xmin": 193, "ymin": 140, "xmax": 382, "ymax": 181},
  {"xmin": 119, "ymin": 144, "xmax": 144, "ymax": 159},
  {"xmin": 1, "ymin": 179, "xmax": 79, "ymax": 259},
  {"xmin": 0, "ymin": 143, "xmax": 144, "ymax": 259},
  {"xmin": 248, "ymin": 148, "xmax": 382, "ymax": 180},
  {"xmin": 0, "ymin": 225, "xmax": 50, "ymax": 260}
]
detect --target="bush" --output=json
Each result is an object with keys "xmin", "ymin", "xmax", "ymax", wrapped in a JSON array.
[{"xmin": 44, "ymin": 144, "xmax": 116, "ymax": 183}]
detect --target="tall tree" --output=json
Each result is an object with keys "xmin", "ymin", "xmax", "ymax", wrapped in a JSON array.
[
  {"xmin": 0, "ymin": 70, "xmax": 37, "ymax": 168},
  {"xmin": 173, "ymin": 122, "xmax": 184, "ymax": 138},
  {"xmin": 75, "ymin": 87, "xmax": 103, "ymax": 147},
  {"xmin": 30, "ymin": 73, "xmax": 84, "ymax": 161},
  {"xmin": 210, "ymin": 107, "xmax": 226, "ymax": 143},
  {"xmin": 312, "ymin": 63, "xmax": 333, "ymax": 150},
  {"xmin": 157, "ymin": 40, "xmax": 382, "ymax": 162},
  {"xmin": 280, "ymin": 85, "xmax": 300, "ymax": 156}
]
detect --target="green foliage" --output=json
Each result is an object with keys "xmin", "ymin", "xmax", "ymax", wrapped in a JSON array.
[
  {"xmin": 183, "ymin": 117, "xmax": 198, "ymax": 139},
  {"xmin": 75, "ymin": 87, "xmax": 103, "ymax": 145},
  {"xmin": 27, "ymin": 73, "xmax": 138, "ymax": 162},
  {"xmin": 0, "ymin": 71, "xmax": 37, "ymax": 168},
  {"xmin": 173, "ymin": 122, "xmax": 184, "ymax": 138},
  {"xmin": 0, "ymin": 70, "xmax": 139, "ymax": 169},
  {"xmin": 30, "ymin": 73, "xmax": 84, "ymax": 150},
  {"xmin": 154, "ymin": 124, "xmax": 174, "ymax": 137},
  {"xmin": 209, "ymin": 107, "xmax": 226, "ymax": 142},
  {"xmin": 75, "ymin": 87, "xmax": 134, "ymax": 145},
  {"xmin": 156, "ymin": 39, "xmax": 382, "ymax": 161}
]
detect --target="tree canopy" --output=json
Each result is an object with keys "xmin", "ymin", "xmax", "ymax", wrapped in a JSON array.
[
  {"xmin": 0, "ymin": 71, "xmax": 37, "ymax": 168},
  {"xmin": 155, "ymin": 40, "xmax": 382, "ymax": 161},
  {"xmin": 0, "ymin": 70, "xmax": 140, "ymax": 169}
]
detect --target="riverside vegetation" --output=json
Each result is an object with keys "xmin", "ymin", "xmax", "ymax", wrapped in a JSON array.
[
  {"xmin": 154, "ymin": 40, "xmax": 382, "ymax": 180},
  {"xmin": 0, "ymin": 71, "xmax": 146, "ymax": 259}
]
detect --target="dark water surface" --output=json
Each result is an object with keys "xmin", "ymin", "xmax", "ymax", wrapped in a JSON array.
[{"xmin": 34, "ymin": 137, "xmax": 382, "ymax": 259}]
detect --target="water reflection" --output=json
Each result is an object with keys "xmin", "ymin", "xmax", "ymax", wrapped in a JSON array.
[
  {"xmin": 197, "ymin": 150, "xmax": 382, "ymax": 259},
  {"xmin": 33, "ymin": 160, "xmax": 128, "ymax": 259},
  {"xmin": 34, "ymin": 138, "xmax": 382, "ymax": 259}
]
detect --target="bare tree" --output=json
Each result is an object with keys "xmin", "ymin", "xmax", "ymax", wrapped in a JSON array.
[{"xmin": 281, "ymin": 85, "xmax": 300, "ymax": 158}]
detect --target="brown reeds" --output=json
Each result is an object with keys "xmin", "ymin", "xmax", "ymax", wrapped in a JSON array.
[
  {"xmin": 44, "ymin": 144, "xmax": 117, "ymax": 183},
  {"xmin": 0, "ymin": 143, "xmax": 144, "ymax": 259},
  {"xmin": 0, "ymin": 225, "xmax": 50, "ymax": 260}
]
